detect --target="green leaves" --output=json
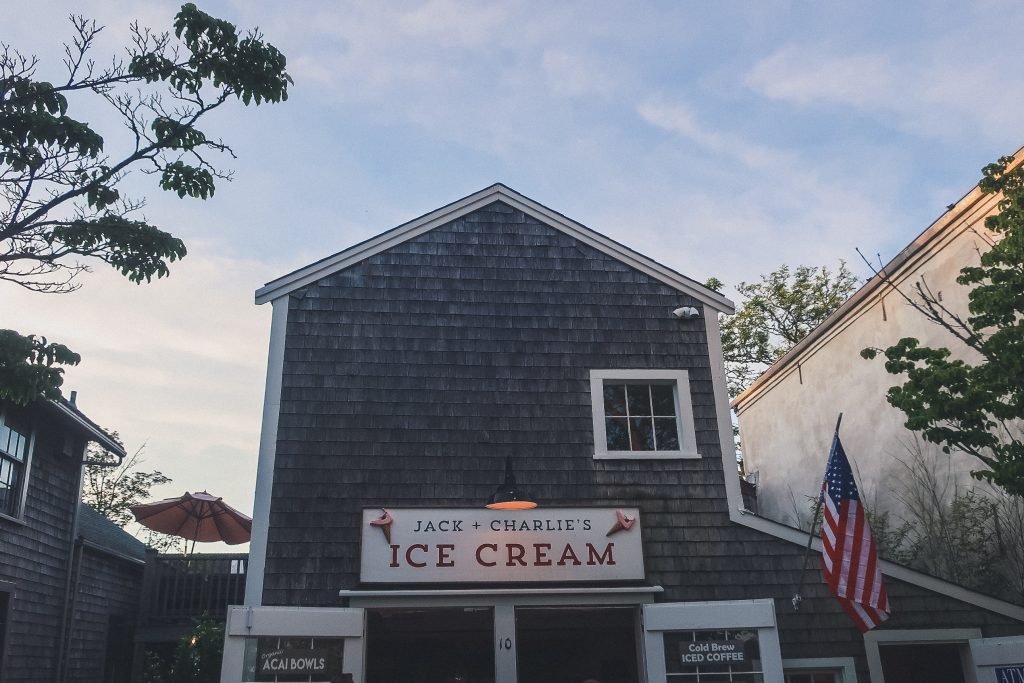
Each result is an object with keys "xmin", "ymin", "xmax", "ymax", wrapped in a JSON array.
[
  {"xmin": 52, "ymin": 215, "xmax": 187, "ymax": 282},
  {"xmin": 1, "ymin": 4, "xmax": 290, "ymax": 403},
  {"xmin": 1, "ymin": 75, "xmax": 102, "ymax": 169},
  {"xmin": 720, "ymin": 262, "xmax": 858, "ymax": 397},
  {"xmin": 159, "ymin": 160, "xmax": 214, "ymax": 199},
  {"xmin": 0, "ymin": 330, "xmax": 81, "ymax": 405},
  {"xmin": 172, "ymin": 3, "xmax": 291, "ymax": 105},
  {"xmin": 866, "ymin": 156, "xmax": 1024, "ymax": 497}
]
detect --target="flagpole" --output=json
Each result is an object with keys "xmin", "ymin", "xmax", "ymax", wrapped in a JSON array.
[{"xmin": 792, "ymin": 412, "xmax": 843, "ymax": 611}]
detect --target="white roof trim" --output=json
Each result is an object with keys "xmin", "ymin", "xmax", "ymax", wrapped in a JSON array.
[
  {"xmin": 729, "ymin": 508, "xmax": 1024, "ymax": 622},
  {"xmin": 52, "ymin": 401, "xmax": 126, "ymax": 457},
  {"xmin": 338, "ymin": 586, "xmax": 663, "ymax": 598},
  {"xmin": 255, "ymin": 184, "xmax": 734, "ymax": 312}
]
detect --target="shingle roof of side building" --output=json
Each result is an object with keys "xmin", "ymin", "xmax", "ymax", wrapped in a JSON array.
[{"xmin": 77, "ymin": 503, "xmax": 147, "ymax": 562}]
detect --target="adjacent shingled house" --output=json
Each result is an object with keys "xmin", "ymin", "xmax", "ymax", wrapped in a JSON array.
[
  {"xmin": 222, "ymin": 185, "xmax": 1024, "ymax": 683},
  {"xmin": 0, "ymin": 396, "xmax": 134, "ymax": 681},
  {"xmin": 68, "ymin": 503, "xmax": 146, "ymax": 682}
]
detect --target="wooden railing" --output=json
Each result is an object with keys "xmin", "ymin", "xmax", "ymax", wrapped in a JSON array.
[{"xmin": 140, "ymin": 552, "xmax": 247, "ymax": 623}]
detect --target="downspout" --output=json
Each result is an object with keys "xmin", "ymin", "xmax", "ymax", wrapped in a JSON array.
[
  {"xmin": 54, "ymin": 435, "xmax": 126, "ymax": 683},
  {"xmin": 53, "ymin": 450, "xmax": 86, "ymax": 683}
]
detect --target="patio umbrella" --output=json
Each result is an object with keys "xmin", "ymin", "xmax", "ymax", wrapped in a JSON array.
[{"xmin": 131, "ymin": 491, "xmax": 252, "ymax": 553}]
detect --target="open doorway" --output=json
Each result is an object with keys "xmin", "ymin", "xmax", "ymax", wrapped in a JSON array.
[
  {"xmin": 515, "ymin": 606, "xmax": 639, "ymax": 683},
  {"xmin": 365, "ymin": 607, "xmax": 495, "ymax": 683}
]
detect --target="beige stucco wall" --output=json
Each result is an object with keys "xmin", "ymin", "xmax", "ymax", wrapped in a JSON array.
[{"xmin": 736, "ymin": 195, "xmax": 1001, "ymax": 528}]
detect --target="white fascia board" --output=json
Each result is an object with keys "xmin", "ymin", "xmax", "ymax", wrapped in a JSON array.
[
  {"xmin": 244, "ymin": 296, "xmax": 289, "ymax": 606},
  {"xmin": 643, "ymin": 599, "xmax": 776, "ymax": 630},
  {"xmin": 226, "ymin": 606, "xmax": 364, "ymax": 637},
  {"xmin": 254, "ymin": 184, "xmax": 733, "ymax": 313},
  {"xmin": 727, "ymin": 508, "xmax": 1024, "ymax": 623}
]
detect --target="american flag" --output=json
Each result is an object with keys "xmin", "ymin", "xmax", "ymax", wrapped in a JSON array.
[{"xmin": 820, "ymin": 433, "xmax": 890, "ymax": 632}]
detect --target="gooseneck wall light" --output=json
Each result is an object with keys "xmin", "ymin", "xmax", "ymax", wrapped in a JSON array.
[{"xmin": 485, "ymin": 456, "xmax": 537, "ymax": 510}]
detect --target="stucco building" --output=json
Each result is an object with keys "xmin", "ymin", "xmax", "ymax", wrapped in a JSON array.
[{"xmin": 733, "ymin": 149, "xmax": 1024, "ymax": 530}]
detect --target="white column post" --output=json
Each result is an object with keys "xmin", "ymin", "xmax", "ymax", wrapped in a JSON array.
[{"xmin": 493, "ymin": 603, "xmax": 518, "ymax": 683}]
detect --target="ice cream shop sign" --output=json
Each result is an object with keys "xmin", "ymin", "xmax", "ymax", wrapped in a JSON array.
[{"xmin": 360, "ymin": 507, "xmax": 644, "ymax": 583}]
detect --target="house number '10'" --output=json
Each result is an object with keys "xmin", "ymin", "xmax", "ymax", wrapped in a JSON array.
[{"xmin": 497, "ymin": 637, "xmax": 512, "ymax": 651}]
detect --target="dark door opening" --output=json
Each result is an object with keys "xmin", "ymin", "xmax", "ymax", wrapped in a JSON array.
[
  {"xmin": 879, "ymin": 642, "xmax": 967, "ymax": 683},
  {"xmin": 365, "ymin": 607, "xmax": 495, "ymax": 683},
  {"xmin": 515, "ymin": 606, "xmax": 639, "ymax": 683}
]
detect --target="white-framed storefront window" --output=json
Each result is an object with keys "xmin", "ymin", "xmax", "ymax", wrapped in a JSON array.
[
  {"xmin": 220, "ymin": 606, "xmax": 364, "ymax": 683},
  {"xmin": 641, "ymin": 599, "xmax": 783, "ymax": 682},
  {"xmin": 782, "ymin": 657, "xmax": 857, "ymax": 683}
]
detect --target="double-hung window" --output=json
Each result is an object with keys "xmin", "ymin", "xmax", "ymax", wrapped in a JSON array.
[
  {"xmin": 0, "ymin": 406, "xmax": 32, "ymax": 518},
  {"xmin": 590, "ymin": 370, "xmax": 699, "ymax": 459}
]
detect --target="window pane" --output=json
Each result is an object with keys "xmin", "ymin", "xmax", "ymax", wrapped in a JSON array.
[
  {"xmin": 629, "ymin": 417, "xmax": 655, "ymax": 450},
  {"xmin": 651, "ymin": 384, "xmax": 675, "ymax": 415},
  {"xmin": 626, "ymin": 385, "xmax": 652, "ymax": 416},
  {"xmin": 13, "ymin": 434, "xmax": 25, "ymax": 461},
  {"xmin": 0, "ymin": 426, "xmax": 9, "ymax": 455},
  {"xmin": 654, "ymin": 418, "xmax": 679, "ymax": 450},
  {"xmin": 603, "ymin": 384, "xmax": 627, "ymax": 417},
  {"xmin": 605, "ymin": 418, "xmax": 630, "ymax": 451}
]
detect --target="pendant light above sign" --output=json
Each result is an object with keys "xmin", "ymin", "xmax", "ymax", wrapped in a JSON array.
[{"xmin": 486, "ymin": 456, "xmax": 537, "ymax": 510}]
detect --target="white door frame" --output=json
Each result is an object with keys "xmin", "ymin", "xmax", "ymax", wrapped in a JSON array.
[
  {"xmin": 864, "ymin": 628, "xmax": 982, "ymax": 683},
  {"xmin": 344, "ymin": 586, "xmax": 662, "ymax": 683}
]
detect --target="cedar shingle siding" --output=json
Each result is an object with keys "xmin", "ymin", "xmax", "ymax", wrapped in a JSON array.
[
  {"xmin": 263, "ymin": 200, "xmax": 1024, "ymax": 680},
  {"xmin": 0, "ymin": 412, "xmax": 80, "ymax": 682},
  {"xmin": 0, "ymin": 402, "xmax": 141, "ymax": 682}
]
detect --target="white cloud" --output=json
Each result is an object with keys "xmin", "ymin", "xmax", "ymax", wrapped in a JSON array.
[
  {"xmin": 633, "ymin": 96, "xmax": 900, "ymax": 285},
  {"xmin": 6, "ymin": 245, "xmax": 281, "ymax": 528},
  {"xmin": 746, "ymin": 47, "xmax": 895, "ymax": 107},
  {"xmin": 542, "ymin": 49, "xmax": 614, "ymax": 98},
  {"xmin": 745, "ymin": 43, "xmax": 1024, "ymax": 141}
]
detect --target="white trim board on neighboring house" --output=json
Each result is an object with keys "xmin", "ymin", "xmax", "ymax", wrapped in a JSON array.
[
  {"xmin": 254, "ymin": 183, "xmax": 734, "ymax": 313},
  {"xmin": 725, "ymin": 504, "xmax": 1024, "ymax": 623}
]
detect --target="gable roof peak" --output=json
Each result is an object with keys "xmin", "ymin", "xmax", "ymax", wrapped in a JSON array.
[{"xmin": 255, "ymin": 184, "xmax": 733, "ymax": 312}]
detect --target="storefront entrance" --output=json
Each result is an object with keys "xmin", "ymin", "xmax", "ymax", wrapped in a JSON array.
[
  {"xmin": 516, "ymin": 606, "xmax": 639, "ymax": 683},
  {"xmin": 363, "ymin": 605, "xmax": 638, "ymax": 683},
  {"xmin": 365, "ymin": 607, "xmax": 495, "ymax": 683},
  {"xmin": 219, "ymin": 597, "xmax": 786, "ymax": 683}
]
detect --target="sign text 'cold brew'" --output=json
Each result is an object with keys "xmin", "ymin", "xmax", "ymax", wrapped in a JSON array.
[{"xmin": 360, "ymin": 507, "xmax": 644, "ymax": 583}]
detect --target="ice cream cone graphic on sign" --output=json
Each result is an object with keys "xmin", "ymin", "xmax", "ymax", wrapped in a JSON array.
[
  {"xmin": 606, "ymin": 509, "xmax": 635, "ymax": 537},
  {"xmin": 370, "ymin": 509, "xmax": 393, "ymax": 543}
]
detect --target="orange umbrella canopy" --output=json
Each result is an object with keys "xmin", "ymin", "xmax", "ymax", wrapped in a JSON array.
[{"xmin": 130, "ymin": 491, "xmax": 252, "ymax": 545}]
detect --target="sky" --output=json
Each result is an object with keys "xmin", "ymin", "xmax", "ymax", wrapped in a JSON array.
[{"xmin": 5, "ymin": 0, "xmax": 1024, "ymax": 550}]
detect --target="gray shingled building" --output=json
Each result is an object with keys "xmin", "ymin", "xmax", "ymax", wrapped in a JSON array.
[{"xmin": 221, "ymin": 186, "xmax": 1024, "ymax": 683}]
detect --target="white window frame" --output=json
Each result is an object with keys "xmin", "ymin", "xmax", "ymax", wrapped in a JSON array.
[
  {"xmin": 589, "ymin": 369, "xmax": 699, "ymax": 460},
  {"xmin": 642, "ymin": 599, "xmax": 784, "ymax": 681},
  {"xmin": 783, "ymin": 657, "xmax": 858, "ymax": 682},
  {"xmin": 864, "ymin": 628, "xmax": 981, "ymax": 683},
  {"xmin": 0, "ymin": 405, "xmax": 35, "ymax": 522},
  {"xmin": 220, "ymin": 606, "xmax": 365, "ymax": 683}
]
